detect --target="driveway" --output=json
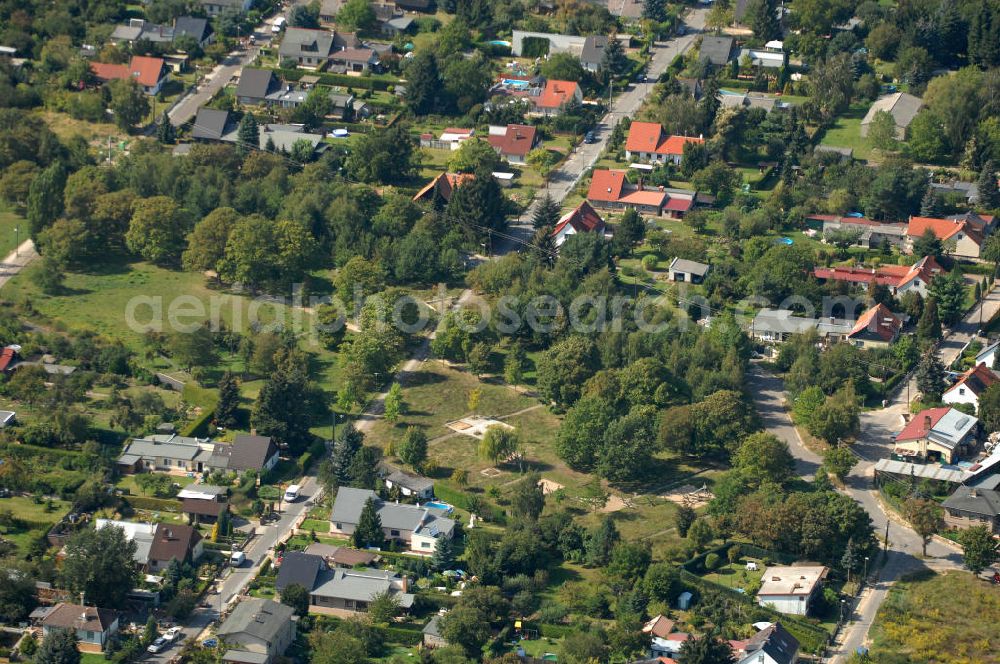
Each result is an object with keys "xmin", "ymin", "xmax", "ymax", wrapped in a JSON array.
[{"xmin": 495, "ymin": 9, "xmax": 708, "ymax": 254}]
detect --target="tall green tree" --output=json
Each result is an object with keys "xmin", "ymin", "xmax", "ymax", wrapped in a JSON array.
[
  {"xmin": 0, "ymin": 564, "xmax": 37, "ymax": 622},
  {"xmin": 968, "ymin": 3, "xmax": 1000, "ymax": 69},
  {"xmin": 979, "ymin": 161, "xmax": 1000, "ymax": 210},
  {"xmin": 60, "ymin": 524, "xmax": 139, "ymax": 607},
  {"xmin": 108, "ymin": 79, "xmax": 150, "ymax": 131},
  {"xmin": 352, "ymin": 497, "xmax": 384, "ymax": 549},
  {"xmin": 431, "ymin": 534, "xmax": 456, "ymax": 571},
  {"xmin": 957, "ymin": 525, "xmax": 998, "ymax": 573},
  {"xmin": 157, "ymin": 111, "xmax": 176, "ymax": 144},
  {"xmin": 904, "ymin": 498, "xmax": 940, "ymax": 556},
  {"xmin": 917, "ymin": 297, "xmax": 942, "ymax": 342},
  {"xmin": 510, "ymin": 472, "xmax": 545, "ymax": 521},
  {"xmin": 445, "ymin": 167, "xmax": 507, "ymax": 241},
  {"xmin": 404, "ymin": 51, "xmax": 440, "ymax": 116},
  {"xmin": 383, "ymin": 383, "xmax": 403, "ymax": 423},
  {"xmin": 532, "ymin": 193, "xmax": 561, "ymax": 230},
  {"xmin": 746, "ymin": 0, "xmax": 780, "ymax": 42},
  {"xmin": 35, "ymin": 629, "xmax": 81, "ymax": 664},
  {"xmin": 237, "ymin": 113, "xmax": 259, "ymax": 156},
  {"xmin": 26, "ymin": 162, "xmax": 67, "ymax": 238},
  {"xmin": 336, "ymin": 0, "xmax": 376, "ymax": 31},
  {"xmin": 586, "ymin": 515, "xmax": 620, "ymax": 566},
  {"xmin": 215, "ymin": 371, "xmax": 240, "ymax": 429},
  {"xmin": 280, "ymin": 583, "xmax": 310, "ymax": 617},
  {"xmin": 397, "ymin": 426, "xmax": 428, "ymax": 469},
  {"xmin": 916, "ymin": 352, "xmax": 947, "ymax": 403},
  {"xmin": 479, "ymin": 425, "xmax": 519, "ymax": 465},
  {"xmin": 183, "ymin": 207, "xmax": 240, "ymax": 273},
  {"xmin": 126, "ymin": 195, "xmax": 192, "ymax": 265},
  {"xmin": 642, "ymin": 0, "xmax": 668, "ymax": 22},
  {"xmin": 504, "ymin": 342, "xmax": 526, "ymax": 390},
  {"xmin": 679, "ymin": 633, "xmax": 736, "ymax": 664},
  {"xmin": 251, "ymin": 347, "xmax": 323, "ymax": 452},
  {"xmin": 929, "ymin": 271, "xmax": 967, "ymax": 325},
  {"xmin": 599, "ymin": 34, "xmax": 629, "ymax": 81}
]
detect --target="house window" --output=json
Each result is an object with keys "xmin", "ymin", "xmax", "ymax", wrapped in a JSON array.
[
  {"xmin": 959, "ymin": 388, "xmax": 965, "ymax": 395},
  {"xmin": 335, "ymin": 523, "xmax": 342, "ymax": 530},
  {"xmin": 421, "ymin": 542, "xmax": 431, "ymax": 549},
  {"xmin": 86, "ymin": 631, "xmax": 95, "ymax": 640},
  {"xmin": 390, "ymin": 529, "xmax": 400, "ymax": 537}
]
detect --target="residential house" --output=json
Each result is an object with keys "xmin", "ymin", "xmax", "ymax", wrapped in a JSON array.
[
  {"xmin": 0, "ymin": 346, "xmax": 16, "ymax": 372},
  {"xmin": 811, "ymin": 214, "xmax": 907, "ymax": 250},
  {"xmin": 906, "ymin": 215, "xmax": 984, "ymax": 259},
  {"xmin": 94, "ymin": 519, "xmax": 203, "ymax": 572},
  {"xmin": 236, "ymin": 69, "xmax": 281, "ymax": 105},
  {"xmin": 606, "ymin": 0, "xmax": 643, "ymax": 18},
  {"xmin": 174, "ymin": 17, "xmax": 213, "ymax": 47},
  {"xmin": 90, "ymin": 55, "xmax": 168, "ymax": 95},
  {"xmin": 586, "ymin": 169, "xmax": 695, "ymax": 217},
  {"xmin": 625, "ymin": 121, "xmax": 704, "ymax": 165},
  {"xmin": 699, "ymin": 36, "xmax": 734, "ymax": 67},
  {"xmin": 718, "ymin": 92, "xmax": 791, "ymax": 112},
  {"xmin": 177, "ymin": 484, "xmax": 229, "ymax": 524},
  {"xmin": 893, "ymin": 407, "xmax": 979, "ymax": 464},
  {"xmin": 384, "ymin": 470, "xmax": 434, "ymax": 499},
  {"xmin": 420, "ymin": 128, "xmax": 475, "ymax": 151},
  {"xmin": 217, "ymin": 599, "xmax": 296, "ymax": 664},
  {"xmin": 319, "ymin": 0, "xmax": 344, "ymax": 22},
  {"xmin": 533, "ymin": 79, "xmax": 582, "ymax": 116},
  {"xmin": 943, "ymin": 363, "xmax": 999, "ymax": 413},
  {"xmin": 276, "ymin": 551, "xmax": 324, "ymax": 592},
  {"xmin": 304, "ymin": 543, "xmax": 380, "ymax": 568},
  {"xmin": 930, "ymin": 179, "xmax": 980, "ymax": 206},
  {"xmin": 580, "ymin": 35, "xmax": 608, "ymax": 72},
  {"xmin": 861, "ymin": 92, "xmax": 924, "ymax": 139},
  {"xmin": 846, "ymin": 303, "xmax": 902, "ymax": 349},
  {"xmin": 812, "ymin": 255, "xmax": 943, "ymax": 298},
  {"xmin": 412, "ymin": 172, "xmax": 474, "ymax": 204},
  {"xmin": 192, "ymin": 108, "xmax": 237, "ymax": 142},
  {"xmin": 228, "ymin": 434, "xmax": 280, "ymax": 473},
  {"xmin": 394, "ymin": 0, "xmax": 433, "ymax": 11},
  {"xmin": 942, "ymin": 485, "xmax": 1000, "ymax": 534},
  {"xmin": 40, "ymin": 604, "xmax": 119, "ymax": 653},
  {"xmin": 109, "ymin": 18, "xmax": 174, "ymax": 45},
  {"xmin": 948, "ymin": 211, "xmax": 996, "ymax": 236},
  {"xmin": 330, "ymin": 487, "xmax": 456, "ymax": 554},
  {"xmin": 739, "ymin": 45, "xmax": 787, "ymax": 69},
  {"xmin": 310, "ymin": 567, "xmax": 415, "ymax": 613},
  {"xmin": 422, "ymin": 615, "xmax": 447, "ymax": 648},
  {"xmin": 329, "ymin": 47, "xmax": 379, "ymax": 74},
  {"xmin": 734, "ymin": 622, "xmax": 799, "ymax": 664},
  {"xmin": 486, "ymin": 124, "xmax": 538, "ymax": 164},
  {"xmin": 643, "ymin": 615, "xmax": 678, "ymax": 656},
  {"xmin": 551, "ymin": 200, "xmax": 606, "ymax": 247},
  {"xmin": 976, "ymin": 341, "xmax": 1000, "ymax": 369},
  {"xmin": 756, "ymin": 566, "xmax": 828, "ymax": 616},
  {"xmin": 750, "ymin": 309, "xmax": 854, "ymax": 345},
  {"xmin": 814, "ymin": 145, "xmax": 854, "ymax": 161},
  {"xmin": 329, "ymin": 93, "xmax": 361, "ymax": 121},
  {"xmin": 200, "ymin": 0, "xmax": 253, "ymax": 16},
  {"xmin": 115, "ymin": 434, "xmax": 217, "ymax": 473},
  {"xmin": 667, "ymin": 258, "xmax": 710, "ymax": 284},
  {"xmin": 380, "ymin": 16, "xmax": 414, "ymax": 36}
]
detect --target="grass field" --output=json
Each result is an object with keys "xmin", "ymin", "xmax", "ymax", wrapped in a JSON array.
[
  {"xmin": 0, "ymin": 495, "xmax": 72, "ymax": 556},
  {"xmin": 0, "ymin": 204, "xmax": 26, "ymax": 258},
  {"xmin": 819, "ymin": 103, "xmax": 873, "ymax": 160},
  {"xmin": 869, "ymin": 570, "xmax": 1000, "ymax": 663}
]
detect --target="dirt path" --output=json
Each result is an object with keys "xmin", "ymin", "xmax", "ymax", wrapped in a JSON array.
[{"xmin": 0, "ymin": 239, "xmax": 38, "ymax": 290}]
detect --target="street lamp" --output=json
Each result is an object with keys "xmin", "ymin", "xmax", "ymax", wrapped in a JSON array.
[
  {"xmin": 863, "ymin": 556, "xmax": 870, "ymax": 585},
  {"xmin": 13, "ymin": 226, "xmax": 18, "ymax": 257}
]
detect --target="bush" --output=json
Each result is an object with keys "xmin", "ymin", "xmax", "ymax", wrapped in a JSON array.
[
  {"xmin": 704, "ymin": 553, "xmax": 721, "ymax": 570},
  {"xmin": 641, "ymin": 254, "xmax": 658, "ymax": 270}
]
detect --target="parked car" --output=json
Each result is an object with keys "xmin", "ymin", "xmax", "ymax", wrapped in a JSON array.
[
  {"xmin": 230, "ymin": 551, "xmax": 246, "ymax": 566},
  {"xmin": 584, "ymin": 131, "xmax": 596, "ymax": 144},
  {"xmin": 202, "ymin": 638, "xmax": 218, "ymax": 648},
  {"xmin": 165, "ymin": 627, "xmax": 183, "ymax": 642},
  {"xmin": 147, "ymin": 637, "xmax": 170, "ymax": 654}
]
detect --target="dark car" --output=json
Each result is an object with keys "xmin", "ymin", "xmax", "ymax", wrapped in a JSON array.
[{"xmin": 584, "ymin": 131, "xmax": 597, "ymax": 144}]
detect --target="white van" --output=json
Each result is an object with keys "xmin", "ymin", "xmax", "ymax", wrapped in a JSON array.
[
  {"xmin": 229, "ymin": 551, "xmax": 246, "ymax": 567},
  {"xmin": 283, "ymin": 485, "xmax": 300, "ymax": 503},
  {"xmin": 272, "ymin": 17, "xmax": 286, "ymax": 33}
]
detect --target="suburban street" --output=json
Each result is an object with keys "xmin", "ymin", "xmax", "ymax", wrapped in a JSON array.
[{"xmin": 497, "ymin": 8, "xmax": 708, "ymax": 254}]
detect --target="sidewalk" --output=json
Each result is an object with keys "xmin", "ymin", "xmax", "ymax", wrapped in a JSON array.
[{"xmin": 0, "ymin": 239, "xmax": 38, "ymax": 289}]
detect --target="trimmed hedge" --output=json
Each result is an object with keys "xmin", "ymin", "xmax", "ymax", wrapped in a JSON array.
[
  {"xmin": 378, "ymin": 626, "xmax": 423, "ymax": 646},
  {"xmin": 537, "ymin": 623, "xmax": 574, "ymax": 638},
  {"xmin": 272, "ymin": 67, "xmax": 400, "ymax": 91},
  {"xmin": 126, "ymin": 495, "xmax": 183, "ymax": 512}
]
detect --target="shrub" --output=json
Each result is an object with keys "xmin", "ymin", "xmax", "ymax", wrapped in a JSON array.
[
  {"xmin": 727, "ymin": 545, "xmax": 741, "ymax": 565},
  {"xmin": 641, "ymin": 254, "xmax": 658, "ymax": 270},
  {"xmin": 704, "ymin": 553, "xmax": 721, "ymax": 570}
]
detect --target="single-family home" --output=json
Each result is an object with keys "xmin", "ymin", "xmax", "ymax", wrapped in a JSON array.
[
  {"xmin": 236, "ymin": 69, "xmax": 282, "ymax": 105},
  {"xmin": 860, "ymin": 92, "xmax": 924, "ymax": 140},
  {"xmin": 739, "ymin": 45, "xmax": 787, "ymax": 69},
  {"xmin": 812, "ymin": 214, "xmax": 907, "ymax": 250},
  {"xmin": 384, "ymin": 470, "xmax": 434, "ymax": 499},
  {"xmin": 304, "ymin": 543, "xmax": 380, "ymax": 568},
  {"xmin": 174, "ymin": 17, "xmax": 214, "ymax": 47},
  {"xmin": 551, "ymin": 200, "xmax": 606, "ymax": 247},
  {"xmin": 533, "ymin": 79, "xmax": 582, "ymax": 116},
  {"xmin": 976, "ymin": 341, "xmax": 1000, "ymax": 369},
  {"xmin": 90, "ymin": 55, "xmax": 168, "ymax": 95},
  {"xmin": 228, "ymin": 434, "xmax": 280, "ymax": 473},
  {"xmin": 310, "ymin": 567, "xmax": 414, "ymax": 613},
  {"xmin": 319, "ymin": 0, "xmax": 343, "ymax": 22},
  {"xmin": 109, "ymin": 18, "xmax": 174, "ymax": 45},
  {"xmin": 278, "ymin": 28, "xmax": 360, "ymax": 69},
  {"xmin": 329, "ymin": 47, "xmax": 380, "ymax": 74},
  {"xmin": 39, "ymin": 604, "xmax": 119, "ymax": 652},
  {"xmin": 422, "ymin": 615, "xmax": 447, "ymax": 648},
  {"xmin": 199, "ymin": 0, "xmax": 253, "ymax": 16},
  {"xmin": 420, "ymin": 128, "xmax": 475, "ymax": 151},
  {"xmin": 177, "ymin": 484, "xmax": 229, "ymax": 524},
  {"xmin": 734, "ymin": 622, "xmax": 799, "ymax": 664},
  {"xmin": 94, "ymin": 519, "xmax": 203, "ymax": 572},
  {"xmin": 0, "ymin": 346, "xmax": 16, "ymax": 372},
  {"xmin": 275, "ymin": 551, "xmax": 324, "ymax": 592},
  {"xmin": 942, "ymin": 485, "xmax": 1000, "ymax": 534},
  {"xmin": 625, "ymin": 121, "xmax": 704, "ymax": 165},
  {"xmin": 192, "ymin": 108, "xmax": 238, "ymax": 142},
  {"xmin": 812, "ymin": 255, "xmax": 943, "ymax": 298},
  {"xmin": 115, "ymin": 434, "xmax": 217, "ymax": 474},
  {"xmin": 606, "ymin": 0, "xmax": 643, "ymax": 18},
  {"xmin": 943, "ymin": 363, "xmax": 999, "ymax": 413},
  {"xmin": 580, "ymin": 35, "xmax": 608, "ymax": 72},
  {"xmin": 643, "ymin": 614, "xmax": 678, "ymax": 656},
  {"xmin": 906, "ymin": 215, "xmax": 985, "ymax": 259},
  {"xmin": 893, "ymin": 407, "xmax": 979, "ymax": 464},
  {"xmin": 667, "ymin": 258, "xmax": 710, "ymax": 284},
  {"xmin": 750, "ymin": 309, "xmax": 854, "ymax": 345},
  {"xmin": 486, "ymin": 124, "xmax": 538, "ymax": 164},
  {"xmin": 587, "ymin": 169, "xmax": 695, "ymax": 217},
  {"xmin": 380, "ymin": 15, "xmax": 414, "ymax": 37},
  {"xmin": 699, "ymin": 36, "xmax": 735, "ymax": 67},
  {"xmin": 217, "ymin": 599, "xmax": 296, "ymax": 664},
  {"xmin": 756, "ymin": 566, "xmax": 828, "ymax": 616},
  {"xmin": 330, "ymin": 487, "xmax": 456, "ymax": 554},
  {"xmin": 845, "ymin": 303, "xmax": 902, "ymax": 349},
  {"xmin": 329, "ymin": 93, "xmax": 363, "ymax": 121},
  {"xmin": 930, "ymin": 179, "xmax": 981, "ymax": 206},
  {"xmin": 413, "ymin": 172, "xmax": 475, "ymax": 205}
]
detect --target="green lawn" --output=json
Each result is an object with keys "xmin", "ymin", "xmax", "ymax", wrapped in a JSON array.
[
  {"xmin": 819, "ymin": 103, "xmax": 873, "ymax": 160},
  {"xmin": 0, "ymin": 495, "xmax": 72, "ymax": 557},
  {"xmin": 702, "ymin": 558, "xmax": 764, "ymax": 593},
  {"xmin": 0, "ymin": 204, "xmax": 26, "ymax": 259},
  {"xmin": 869, "ymin": 570, "xmax": 1000, "ymax": 663}
]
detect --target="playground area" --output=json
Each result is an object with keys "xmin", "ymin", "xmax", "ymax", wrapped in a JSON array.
[{"xmin": 445, "ymin": 416, "xmax": 515, "ymax": 439}]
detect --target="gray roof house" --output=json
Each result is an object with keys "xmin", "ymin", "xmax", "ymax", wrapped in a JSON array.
[
  {"xmin": 116, "ymin": 433, "xmax": 278, "ymax": 474},
  {"xmin": 258, "ymin": 124, "xmax": 329, "ymax": 155},
  {"xmin": 331, "ymin": 487, "xmax": 455, "ymax": 554},
  {"xmin": 384, "ymin": 470, "xmax": 434, "ymax": 499},
  {"xmin": 228, "ymin": 434, "xmax": 279, "ymax": 473},
  {"xmin": 422, "ymin": 615, "xmax": 447, "ymax": 648},
  {"xmin": 278, "ymin": 28, "xmax": 360, "ymax": 69},
  {"xmin": 217, "ymin": 599, "xmax": 296, "ymax": 664},
  {"xmin": 737, "ymin": 622, "xmax": 799, "ymax": 664},
  {"xmin": 699, "ymin": 36, "xmax": 734, "ymax": 67},
  {"xmin": 192, "ymin": 108, "xmax": 237, "ymax": 141},
  {"xmin": 310, "ymin": 567, "xmax": 414, "ymax": 613},
  {"xmin": 667, "ymin": 258, "xmax": 710, "ymax": 284},
  {"xmin": 174, "ymin": 17, "xmax": 213, "ymax": 46},
  {"xmin": 943, "ymin": 485, "xmax": 1000, "ymax": 534},
  {"xmin": 580, "ymin": 35, "xmax": 608, "ymax": 72},
  {"xmin": 275, "ymin": 551, "xmax": 324, "ymax": 592},
  {"xmin": 750, "ymin": 309, "xmax": 854, "ymax": 345},
  {"xmin": 861, "ymin": 92, "xmax": 924, "ymax": 140},
  {"xmin": 199, "ymin": 0, "xmax": 253, "ymax": 16},
  {"xmin": 237, "ymin": 69, "xmax": 281, "ymax": 105}
]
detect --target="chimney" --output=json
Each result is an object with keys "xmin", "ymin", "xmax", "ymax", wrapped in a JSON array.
[
  {"xmin": 400, "ymin": 574, "xmax": 409, "ymax": 592},
  {"xmin": 250, "ymin": 428, "xmax": 257, "ymax": 436},
  {"xmin": 924, "ymin": 415, "xmax": 932, "ymax": 430},
  {"xmin": 970, "ymin": 488, "xmax": 978, "ymax": 498}
]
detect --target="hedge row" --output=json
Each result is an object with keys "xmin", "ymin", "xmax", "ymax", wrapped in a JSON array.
[
  {"xmin": 126, "ymin": 495, "xmax": 183, "ymax": 512},
  {"xmin": 377, "ymin": 626, "xmax": 423, "ymax": 646},
  {"xmin": 272, "ymin": 68, "xmax": 399, "ymax": 91}
]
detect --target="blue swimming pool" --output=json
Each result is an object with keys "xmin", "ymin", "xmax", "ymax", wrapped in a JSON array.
[
  {"xmin": 489, "ymin": 40, "xmax": 511, "ymax": 47},
  {"xmin": 424, "ymin": 501, "xmax": 454, "ymax": 513},
  {"xmin": 502, "ymin": 79, "xmax": 529, "ymax": 89}
]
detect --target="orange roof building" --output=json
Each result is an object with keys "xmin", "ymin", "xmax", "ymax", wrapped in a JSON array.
[
  {"xmin": 943, "ymin": 362, "xmax": 999, "ymax": 411},
  {"xmin": 551, "ymin": 200, "xmax": 606, "ymax": 247},
  {"xmin": 486, "ymin": 124, "xmax": 538, "ymax": 163},
  {"xmin": 625, "ymin": 121, "xmax": 704, "ymax": 165},
  {"xmin": 534, "ymin": 79, "xmax": 582, "ymax": 115},
  {"xmin": 846, "ymin": 303, "xmax": 902, "ymax": 348},
  {"xmin": 586, "ymin": 169, "xmax": 696, "ymax": 218},
  {"xmin": 907, "ymin": 215, "xmax": 985, "ymax": 258},
  {"xmin": 412, "ymin": 172, "xmax": 474, "ymax": 204},
  {"xmin": 813, "ymin": 254, "xmax": 943, "ymax": 297},
  {"xmin": 90, "ymin": 55, "xmax": 167, "ymax": 95}
]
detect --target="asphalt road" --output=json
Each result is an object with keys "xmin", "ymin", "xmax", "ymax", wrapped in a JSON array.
[
  {"xmin": 496, "ymin": 8, "xmax": 708, "ymax": 254},
  {"xmin": 146, "ymin": 469, "xmax": 323, "ymax": 663}
]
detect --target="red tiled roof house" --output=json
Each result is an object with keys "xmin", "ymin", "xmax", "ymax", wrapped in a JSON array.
[
  {"xmin": 906, "ymin": 215, "xmax": 985, "ymax": 259},
  {"xmin": 846, "ymin": 303, "xmax": 902, "ymax": 349},
  {"xmin": 90, "ymin": 55, "xmax": 168, "ymax": 95},
  {"xmin": 624, "ymin": 121, "xmax": 704, "ymax": 166},
  {"xmin": 893, "ymin": 406, "xmax": 978, "ymax": 463},
  {"xmin": 587, "ymin": 168, "xmax": 695, "ymax": 218},
  {"xmin": 943, "ymin": 363, "xmax": 999, "ymax": 413},
  {"xmin": 551, "ymin": 201, "xmax": 606, "ymax": 247},
  {"xmin": 533, "ymin": 79, "xmax": 582, "ymax": 116},
  {"xmin": 486, "ymin": 124, "xmax": 538, "ymax": 164},
  {"xmin": 813, "ymin": 255, "xmax": 944, "ymax": 298},
  {"xmin": 412, "ymin": 172, "xmax": 475, "ymax": 204}
]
